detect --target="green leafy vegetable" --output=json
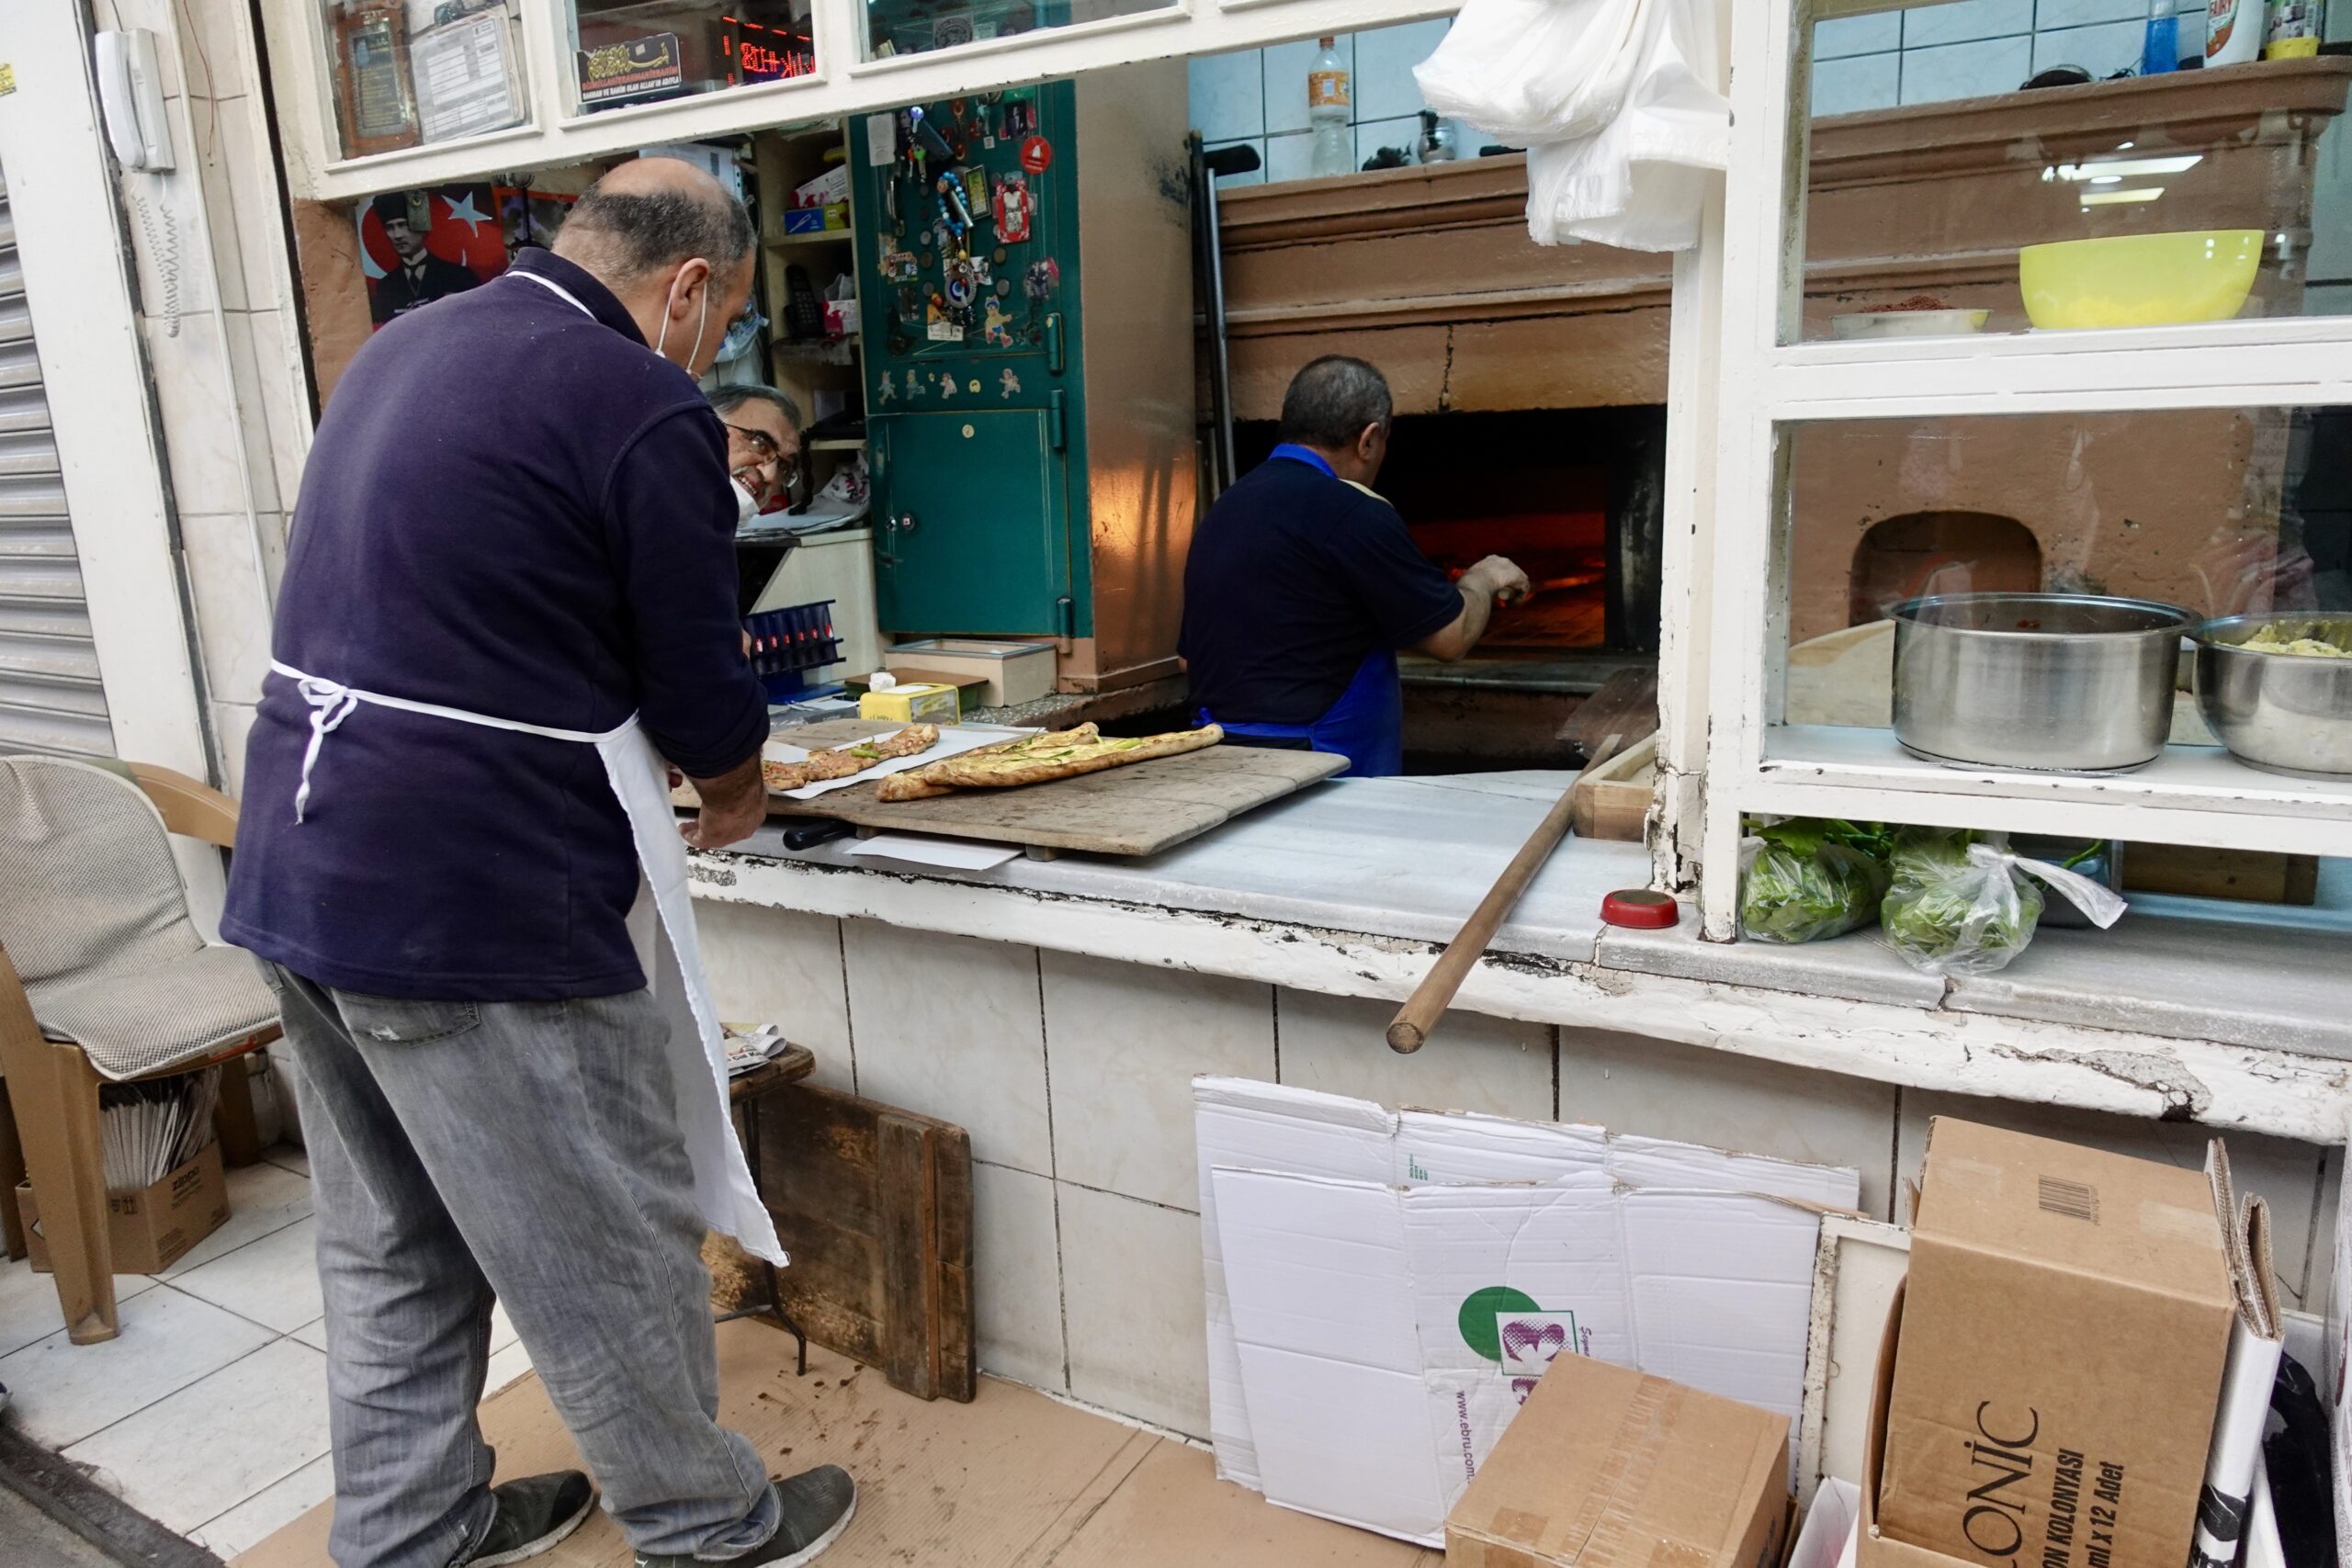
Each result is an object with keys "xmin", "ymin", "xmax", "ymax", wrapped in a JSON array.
[
  {"xmin": 1739, "ymin": 817, "xmax": 1892, "ymax": 943},
  {"xmin": 1878, "ymin": 828, "xmax": 2043, "ymax": 976}
]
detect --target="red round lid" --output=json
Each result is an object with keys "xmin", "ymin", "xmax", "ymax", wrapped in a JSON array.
[{"xmin": 1600, "ymin": 888, "xmax": 1679, "ymax": 929}]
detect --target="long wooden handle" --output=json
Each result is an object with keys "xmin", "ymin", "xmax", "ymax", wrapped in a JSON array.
[{"xmin": 1386, "ymin": 736, "xmax": 1623, "ymax": 1055}]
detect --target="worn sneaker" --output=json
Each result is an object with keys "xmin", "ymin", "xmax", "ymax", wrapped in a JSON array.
[
  {"xmin": 462, "ymin": 1471, "xmax": 596, "ymax": 1566},
  {"xmin": 633, "ymin": 1467, "xmax": 857, "ymax": 1568}
]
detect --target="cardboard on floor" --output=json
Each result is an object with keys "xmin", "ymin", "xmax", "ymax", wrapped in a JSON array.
[{"xmin": 232, "ymin": 1320, "xmax": 1440, "ymax": 1567}]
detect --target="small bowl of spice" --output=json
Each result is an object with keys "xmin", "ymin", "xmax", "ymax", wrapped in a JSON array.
[{"xmin": 1832, "ymin": 295, "xmax": 1994, "ymax": 340}]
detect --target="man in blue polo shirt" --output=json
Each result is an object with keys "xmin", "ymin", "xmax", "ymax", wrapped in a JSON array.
[
  {"xmin": 1181, "ymin": 355, "xmax": 1530, "ymax": 776},
  {"xmin": 222, "ymin": 160, "xmax": 854, "ymax": 1568}
]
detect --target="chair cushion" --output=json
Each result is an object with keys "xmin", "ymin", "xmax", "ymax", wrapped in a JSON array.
[
  {"xmin": 31, "ymin": 943, "xmax": 278, "ymax": 1079},
  {"xmin": 1, "ymin": 756, "xmax": 276, "ymax": 1079}
]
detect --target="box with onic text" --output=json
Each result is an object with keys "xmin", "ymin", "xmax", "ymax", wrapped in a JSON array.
[{"xmin": 1873, "ymin": 1120, "xmax": 2233, "ymax": 1568}]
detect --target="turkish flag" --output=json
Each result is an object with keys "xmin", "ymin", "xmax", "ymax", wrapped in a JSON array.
[{"xmin": 356, "ymin": 186, "xmax": 508, "ymax": 282}]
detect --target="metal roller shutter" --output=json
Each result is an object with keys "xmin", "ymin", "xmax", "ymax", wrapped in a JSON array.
[{"xmin": 0, "ymin": 158, "xmax": 114, "ymax": 759}]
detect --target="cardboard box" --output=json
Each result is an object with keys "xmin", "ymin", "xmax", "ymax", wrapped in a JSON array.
[
  {"xmin": 794, "ymin": 166, "xmax": 849, "ymax": 208},
  {"xmin": 781, "ymin": 207, "xmax": 829, "ymax": 234},
  {"xmin": 1876, "ymin": 1121, "xmax": 2233, "ymax": 1568},
  {"xmin": 17, "ymin": 1141, "xmax": 229, "ymax": 1275},
  {"xmin": 1447, "ymin": 1353, "xmax": 1791, "ymax": 1568},
  {"xmin": 1196, "ymin": 1078, "xmax": 1860, "ymax": 1545},
  {"xmin": 885, "ymin": 638, "xmax": 1057, "ymax": 706}
]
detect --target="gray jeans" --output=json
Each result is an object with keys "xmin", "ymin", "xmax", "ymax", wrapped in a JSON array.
[{"xmin": 266, "ymin": 964, "xmax": 781, "ymax": 1568}]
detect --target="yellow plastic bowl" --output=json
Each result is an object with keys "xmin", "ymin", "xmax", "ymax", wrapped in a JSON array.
[{"xmin": 2018, "ymin": 230, "xmax": 2263, "ymax": 330}]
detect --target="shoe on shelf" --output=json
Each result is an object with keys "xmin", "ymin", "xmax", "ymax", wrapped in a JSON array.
[
  {"xmin": 462, "ymin": 1471, "xmax": 596, "ymax": 1566},
  {"xmin": 634, "ymin": 1467, "xmax": 856, "ymax": 1568}
]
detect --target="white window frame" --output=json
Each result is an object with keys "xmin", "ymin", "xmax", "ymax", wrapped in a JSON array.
[
  {"xmin": 1687, "ymin": 0, "xmax": 2352, "ymax": 940},
  {"xmin": 260, "ymin": 0, "xmax": 1461, "ymax": 202}
]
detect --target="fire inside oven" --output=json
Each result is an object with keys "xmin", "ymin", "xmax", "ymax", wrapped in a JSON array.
[{"xmin": 1233, "ymin": 407, "xmax": 1662, "ymax": 653}]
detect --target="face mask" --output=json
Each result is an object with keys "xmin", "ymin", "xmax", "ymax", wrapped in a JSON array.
[
  {"xmin": 652, "ymin": 262, "xmax": 712, "ymax": 371},
  {"xmin": 731, "ymin": 478, "xmax": 761, "ymax": 524}
]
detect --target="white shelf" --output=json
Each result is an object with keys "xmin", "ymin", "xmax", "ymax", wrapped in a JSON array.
[
  {"xmin": 768, "ymin": 230, "xmax": 854, "ymax": 247},
  {"xmin": 808, "ymin": 436, "xmax": 865, "ymax": 451},
  {"xmin": 1741, "ymin": 726, "xmax": 2352, "ymax": 857}
]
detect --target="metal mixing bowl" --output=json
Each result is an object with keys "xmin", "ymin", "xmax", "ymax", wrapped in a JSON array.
[
  {"xmin": 2191, "ymin": 614, "xmax": 2352, "ymax": 776},
  {"xmin": 1890, "ymin": 592, "xmax": 2194, "ymax": 773}
]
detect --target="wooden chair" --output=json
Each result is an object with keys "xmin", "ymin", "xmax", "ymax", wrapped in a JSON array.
[{"xmin": 0, "ymin": 757, "xmax": 279, "ymax": 1344}]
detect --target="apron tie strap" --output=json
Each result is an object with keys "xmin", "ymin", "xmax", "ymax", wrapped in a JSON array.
[{"xmin": 290, "ymin": 675, "xmax": 359, "ymax": 824}]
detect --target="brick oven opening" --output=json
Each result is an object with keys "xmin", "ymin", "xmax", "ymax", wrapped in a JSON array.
[{"xmin": 1849, "ymin": 512, "xmax": 2041, "ymax": 626}]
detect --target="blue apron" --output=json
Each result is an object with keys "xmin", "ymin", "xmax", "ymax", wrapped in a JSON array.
[
  {"xmin": 1195, "ymin": 440, "xmax": 1406, "ymax": 777},
  {"xmin": 1199, "ymin": 645, "xmax": 1404, "ymax": 778}
]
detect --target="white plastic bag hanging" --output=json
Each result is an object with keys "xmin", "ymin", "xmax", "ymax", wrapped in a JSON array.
[{"xmin": 1415, "ymin": 0, "xmax": 1727, "ymax": 252}]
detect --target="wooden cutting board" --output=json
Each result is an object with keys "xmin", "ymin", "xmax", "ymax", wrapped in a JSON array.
[
  {"xmin": 744, "ymin": 1079, "xmax": 974, "ymax": 1403},
  {"xmin": 760, "ymin": 722, "xmax": 1345, "ymax": 857}
]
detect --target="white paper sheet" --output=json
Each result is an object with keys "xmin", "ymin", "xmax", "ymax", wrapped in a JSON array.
[
  {"xmin": 411, "ymin": 13, "xmax": 520, "ymax": 144},
  {"xmin": 846, "ymin": 833, "xmax": 1021, "ymax": 871},
  {"xmin": 763, "ymin": 724, "xmax": 1024, "ymax": 800}
]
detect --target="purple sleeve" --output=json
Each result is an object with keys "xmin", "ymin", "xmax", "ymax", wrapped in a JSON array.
[{"xmin": 604, "ymin": 406, "xmax": 768, "ymax": 778}]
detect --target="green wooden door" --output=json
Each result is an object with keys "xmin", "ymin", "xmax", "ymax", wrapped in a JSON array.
[{"xmin": 871, "ymin": 410, "xmax": 1069, "ymax": 634}]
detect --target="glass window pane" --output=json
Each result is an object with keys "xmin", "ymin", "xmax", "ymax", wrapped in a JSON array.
[
  {"xmin": 862, "ymin": 0, "xmax": 1172, "ymax": 62},
  {"xmin": 1788, "ymin": 0, "xmax": 2352, "ymax": 343},
  {"xmin": 569, "ymin": 0, "xmax": 815, "ymax": 112},
  {"xmin": 1778, "ymin": 406, "xmax": 2352, "ymax": 770},
  {"xmin": 324, "ymin": 0, "xmax": 530, "ymax": 159}
]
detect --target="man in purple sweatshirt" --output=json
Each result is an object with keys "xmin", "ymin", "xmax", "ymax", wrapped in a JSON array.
[{"xmin": 223, "ymin": 159, "xmax": 855, "ymax": 1568}]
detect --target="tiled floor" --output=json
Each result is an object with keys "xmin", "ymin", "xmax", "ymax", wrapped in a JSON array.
[
  {"xmin": 0, "ymin": 1144, "xmax": 533, "ymax": 1558},
  {"xmin": 237, "ymin": 1325, "xmax": 1443, "ymax": 1568}
]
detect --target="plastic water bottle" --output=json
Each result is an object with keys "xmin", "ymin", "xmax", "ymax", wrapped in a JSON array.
[
  {"xmin": 2140, "ymin": 0, "xmax": 2178, "ymax": 74},
  {"xmin": 1307, "ymin": 37, "xmax": 1352, "ymax": 178}
]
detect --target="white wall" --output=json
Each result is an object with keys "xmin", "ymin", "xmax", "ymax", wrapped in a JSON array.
[
  {"xmin": 1188, "ymin": 19, "xmax": 1476, "ymax": 186},
  {"xmin": 698, "ymin": 900, "xmax": 2340, "ymax": 1438},
  {"xmin": 109, "ymin": 0, "xmax": 314, "ymax": 801}
]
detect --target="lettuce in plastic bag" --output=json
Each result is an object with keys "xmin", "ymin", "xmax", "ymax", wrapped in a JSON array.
[
  {"xmin": 1879, "ymin": 828, "xmax": 2043, "ymax": 976},
  {"xmin": 1739, "ymin": 818, "xmax": 1892, "ymax": 944}
]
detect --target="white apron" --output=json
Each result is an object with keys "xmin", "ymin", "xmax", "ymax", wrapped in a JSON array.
[{"xmin": 273, "ymin": 660, "xmax": 785, "ymax": 1265}]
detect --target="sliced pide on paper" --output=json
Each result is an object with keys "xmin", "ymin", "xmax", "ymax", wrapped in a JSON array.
[{"xmin": 762, "ymin": 724, "xmax": 941, "ymax": 793}]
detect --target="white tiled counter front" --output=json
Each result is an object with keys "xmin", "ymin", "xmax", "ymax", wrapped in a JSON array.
[{"xmin": 689, "ymin": 774, "xmax": 2347, "ymax": 1439}]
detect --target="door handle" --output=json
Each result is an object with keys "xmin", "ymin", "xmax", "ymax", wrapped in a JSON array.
[
  {"xmin": 1047, "ymin": 391, "xmax": 1066, "ymax": 453},
  {"xmin": 1045, "ymin": 311, "xmax": 1066, "ymax": 375}
]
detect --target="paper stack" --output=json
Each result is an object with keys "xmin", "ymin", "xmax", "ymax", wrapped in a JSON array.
[{"xmin": 1194, "ymin": 1077, "xmax": 1859, "ymax": 1546}]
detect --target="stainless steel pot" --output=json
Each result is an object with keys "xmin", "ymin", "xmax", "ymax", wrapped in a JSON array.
[
  {"xmin": 2191, "ymin": 614, "xmax": 2352, "ymax": 776},
  {"xmin": 1889, "ymin": 592, "xmax": 2193, "ymax": 773}
]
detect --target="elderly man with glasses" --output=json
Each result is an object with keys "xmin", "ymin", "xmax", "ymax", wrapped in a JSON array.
[{"xmin": 711, "ymin": 384, "xmax": 803, "ymax": 515}]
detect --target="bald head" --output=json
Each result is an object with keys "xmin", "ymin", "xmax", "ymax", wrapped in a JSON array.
[
  {"xmin": 554, "ymin": 156, "xmax": 757, "ymax": 377},
  {"xmin": 556, "ymin": 157, "xmax": 754, "ymax": 287}
]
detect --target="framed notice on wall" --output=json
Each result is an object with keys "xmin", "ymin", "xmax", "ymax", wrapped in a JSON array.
[
  {"xmin": 331, "ymin": 1, "xmax": 421, "ymax": 157},
  {"xmin": 412, "ymin": 10, "xmax": 524, "ymax": 145},
  {"xmin": 575, "ymin": 33, "xmax": 684, "ymax": 108}
]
